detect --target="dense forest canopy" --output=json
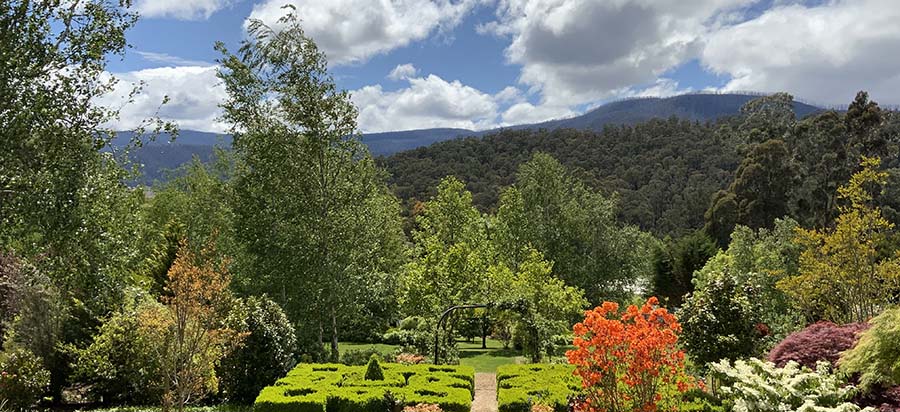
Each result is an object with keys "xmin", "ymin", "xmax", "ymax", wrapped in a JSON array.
[{"xmin": 381, "ymin": 93, "xmax": 900, "ymax": 239}]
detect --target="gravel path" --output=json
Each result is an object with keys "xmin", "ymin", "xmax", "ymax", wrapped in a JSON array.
[{"xmin": 472, "ymin": 372, "xmax": 498, "ymax": 412}]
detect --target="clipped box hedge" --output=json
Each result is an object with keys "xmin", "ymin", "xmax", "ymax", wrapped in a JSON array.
[
  {"xmin": 496, "ymin": 364, "xmax": 579, "ymax": 412},
  {"xmin": 254, "ymin": 363, "xmax": 475, "ymax": 412}
]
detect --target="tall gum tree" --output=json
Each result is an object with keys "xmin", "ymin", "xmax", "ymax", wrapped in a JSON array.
[{"xmin": 216, "ymin": 10, "xmax": 405, "ymax": 360}]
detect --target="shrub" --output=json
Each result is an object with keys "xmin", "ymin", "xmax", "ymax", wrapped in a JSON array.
[
  {"xmin": 566, "ymin": 297, "xmax": 693, "ymax": 412},
  {"xmin": 768, "ymin": 321, "xmax": 868, "ymax": 369},
  {"xmin": 365, "ymin": 355, "xmax": 385, "ymax": 381},
  {"xmin": 218, "ymin": 295, "xmax": 297, "ymax": 404},
  {"xmin": 711, "ymin": 358, "xmax": 871, "ymax": 412},
  {"xmin": 342, "ymin": 348, "xmax": 385, "ymax": 366},
  {"xmin": 0, "ymin": 345, "xmax": 51, "ymax": 408},
  {"xmin": 679, "ymin": 271, "xmax": 758, "ymax": 369},
  {"xmin": 840, "ymin": 307, "xmax": 900, "ymax": 393},
  {"xmin": 678, "ymin": 389, "xmax": 725, "ymax": 412},
  {"xmin": 69, "ymin": 295, "xmax": 161, "ymax": 404},
  {"xmin": 496, "ymin": 364, "xmax": 578, "ymax": 412},
  {"xmin": 399, "ymin": 317, "xmax": 424, "ymax": 331},
  {"xmin": 253, "ymin": 363, "xmax": 474, "ymax": 412}
]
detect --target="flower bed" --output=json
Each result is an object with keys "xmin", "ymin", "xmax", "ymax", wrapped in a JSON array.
[{"xmin": 253, "ymin": 363, "xmax": 475, "ymax": 412}]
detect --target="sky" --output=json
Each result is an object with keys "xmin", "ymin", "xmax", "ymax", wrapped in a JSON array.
[{"xmin": 101, "ymin": 0, "xmax": 900, "ymax": 134}]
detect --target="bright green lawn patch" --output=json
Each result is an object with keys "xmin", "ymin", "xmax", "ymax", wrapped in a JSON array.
[
  {"xmin": 254, "ymin": 363, "xmax": 475, "ymax": 412},
  {"xmin": 457, "ymin": 339, "xmax": 524, "ymax": 373},
  {"xmin": 496, "ymin": 364, "xmax": 578, "ymax": 412}
]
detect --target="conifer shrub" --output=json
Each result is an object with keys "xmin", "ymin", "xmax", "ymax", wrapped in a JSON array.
[
  {"xmin": 365, "ymin": 355, "xmax": 385, "ymax": 381},
  {"xmin": 768, "ymin": 321, "xmax": 868, "ymax": 369}
]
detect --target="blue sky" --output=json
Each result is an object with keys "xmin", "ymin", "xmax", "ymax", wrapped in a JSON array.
[{"xmin": 104, "ymin": 0, "xmax": 900, "ymax": 133}]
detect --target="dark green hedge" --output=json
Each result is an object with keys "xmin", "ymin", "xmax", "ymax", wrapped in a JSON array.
[
  {"xmin": 253, "ymin": 363, "xmax": 475, "ymax": 412},
  {"xmin": 496, "ymin": 364, "xmax": 578, "ymax": 412}
]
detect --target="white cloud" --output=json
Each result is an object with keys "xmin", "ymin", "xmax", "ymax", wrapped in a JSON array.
[
  {"xmin": 494, "ymin": 86, "xmax": 526, "ymax": 104},
  {"xmin": 247, "ymin": 0, "xmax": 478, "ymax": 65},
  {"xmin": 388, "ymin": 63, "xmax": 419, "ymax": 81},
  {"xmin": 500, "ymin": 102, "xmax": 575, "ymax": 125},
  {"xmin": 98, "ymin": 66, "xmax": 226, "ymax": 133},
  {"xmin": 135, "ymin": 0, "xmax": 233, "ymax": 20},
  {"xmin": 135, "ymin": 51, "xmax": 212, "ymax": 67},
  {"xmin": 621, "ymin": 78, "xmax": 691, "ymax": 98},
  {"xmin": 701, "ymin": 0, "xmax": 900, "ymax": 105},
  {"xmin": 484, "ymin": 0, "xmax": 752, "ymax": 106},
  {"xmin": 351, "ymin": 74, "xmax": 499, "ymax": 132}
]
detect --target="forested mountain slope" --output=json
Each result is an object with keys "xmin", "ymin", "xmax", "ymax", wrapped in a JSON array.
[
  {"xmin": 380, "ymin": 118, "xmax": 740, "ymax": 237},
  {"xmin": 119, "ymin": 93, "xmax": 822, "ymax": 184}
]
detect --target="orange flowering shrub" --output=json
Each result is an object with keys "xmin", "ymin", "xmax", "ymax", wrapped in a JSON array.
[{"xmin": 566, "ymin": 297, "xmax": 692, "ymax": 412}]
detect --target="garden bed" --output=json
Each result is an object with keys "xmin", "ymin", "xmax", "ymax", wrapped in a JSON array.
[
  {"xmin": 254, "ymin": 363, "xmax": 475, "ymax": 412},
  {"xmin": 496, "ymin": 364, "xmax": 578, "ymax": 412}
]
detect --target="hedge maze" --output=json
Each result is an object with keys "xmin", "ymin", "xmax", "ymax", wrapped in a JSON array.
[
  {"xmin": 496, "ymin": 364, "xmax": 579, "ymax": 412},
  {"xmin": 254, "ymin": 363, "xmax": 475, "ymax": 412}
]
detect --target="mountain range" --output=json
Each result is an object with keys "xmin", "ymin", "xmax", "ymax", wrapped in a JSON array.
[{"xmin": 116, "ymin": 93, "xmax": 823, "ymax": 184}]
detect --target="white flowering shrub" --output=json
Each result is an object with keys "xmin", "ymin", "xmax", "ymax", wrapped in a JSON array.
[{"xmin": 710, "ymin": 357, "xmax": 875, "ymax": 412}]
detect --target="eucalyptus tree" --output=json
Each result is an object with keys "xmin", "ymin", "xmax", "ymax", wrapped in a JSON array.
[
  {"xmin": 216, "ymin": 11, "xmax": 406, "ymax": 359},
  {"xmin": 494, "ymin": 153, "xmax": 655, "ymax": 304}
]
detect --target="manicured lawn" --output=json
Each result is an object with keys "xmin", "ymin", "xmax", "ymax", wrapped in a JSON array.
[
  {"xmin": 338, "ymin": 339, "xmax": 568, "ymax": 373},
  {"xmin": 457, "ymin": 338, "xmax": 525, "ymax": 373}
]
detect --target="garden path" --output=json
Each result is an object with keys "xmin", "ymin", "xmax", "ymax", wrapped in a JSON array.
[{"xmin": 472, "ymin": 372, "xmax": 498, "ymax": 412}]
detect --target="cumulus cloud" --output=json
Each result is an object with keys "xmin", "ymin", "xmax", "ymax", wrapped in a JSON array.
[
  {"xmin": 135, "ymin": 0, "xmax": 233, "ymax": 20},
  {"xmin": 701, "ymin": 0, "xmax": 900, "ymax": 105},
  {"xmin": 351, "ymin": 74, "xmax": 500, "ymax": 132},
  {"xmin": 388, "ymin": 63, "xmax": 419, "ymax": 81},
  {"xmin": 98, "ymin": 66, "xmax": 226, "ymax": 133},
  {"xmin": 484, "ymin": 0, "xmax": 752, "ymax": 106},
  {"xmin": 247, "ymin": 0, "xmax": 478, "ymax": 66}
]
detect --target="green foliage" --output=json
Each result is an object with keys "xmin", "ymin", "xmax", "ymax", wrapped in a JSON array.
[
  {"xmin": 383, "ymin": 118, "xmax": 740, "ymax": 238},
  {"xmin": 69, "ymin": 293, "xmax": 161, "ymax": 404},
  {"xmin": 651, "ymin": 230, "xmax": 718, "ymax": 307},
  {"xmin": 693, "ymin": 219, "xmax": 804, "ymax": 348},
  {"xmin": 365, "ymin": 355, "xmax": 385, "ymax": 381},
  {"xmin": 704, "ymin": 139, "xmax": 796, "ymax": 247},
  {"xmin": 711, "ymin": 358, "xmax": 872, "ymax": 412},
  {"xmin": 218, "ymin": 11, "xmax": 407, "ymax": 360},
  {"xmin": 493, "ymin": 153, "xmax": 655, "ymax": 304},
  {"xmin": 401, "ymin": 177, "xmax": 490, "ymax": 317},
  {"xmin": 679, "ymin": 271, "xmax": 758, "ymax": 369},
  {"xmin": 840, "ymin": 307, "xmax": 900, "ymax": 393},
  {"xmin": 490, "ymin": 249, "xmax": 587, "ymax": 362},
  {"xmin": 253, "ymin": 363, "xmax": 474, "ymax": 412},
  {"xmin": 0, "ymin": 343, "xmax": 51, "ymax": 408},
  {"xmin": 779, "ymin": 157, "xmax": 900, "ymax": 324},
  {"xmin": 341, "ymin": 348, "xmax": 388, "ymax": 366},
  {"xmin": 496, "ymin": 364, "xmax": 578, "ymax": 412},
  {"xmin": 678, "ymin": 389, "xmax": 725, "ymax": 412},
  {"xmin": 217, "ymin": 295, "xmax": 297, "ymax": 405}
]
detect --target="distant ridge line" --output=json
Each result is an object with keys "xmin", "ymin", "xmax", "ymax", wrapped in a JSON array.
[{"xmin": 600, "ymin": 90, "xmax": 899, "ymax": 112}]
